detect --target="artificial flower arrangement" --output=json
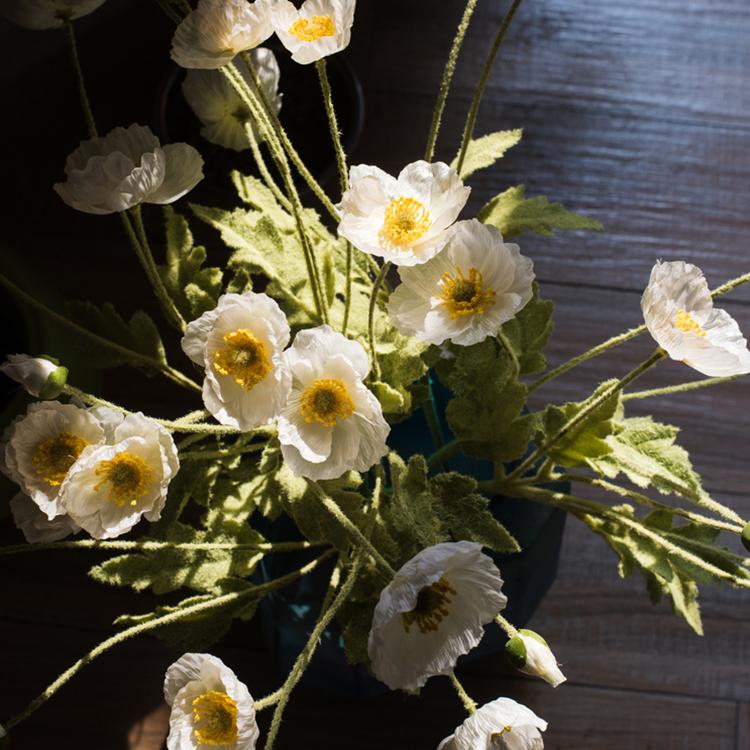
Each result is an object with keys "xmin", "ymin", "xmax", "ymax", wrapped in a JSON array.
[{"xmin": 1, "ymin": 0, "xmax": 750, "ymax": 747}]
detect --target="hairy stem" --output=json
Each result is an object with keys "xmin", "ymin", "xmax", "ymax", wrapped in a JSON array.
[
  {"xmin": 449, "ymin": 671, "xmax": 478, "ymax": 715},
  {"xmin": 64, "ymin": 20, "xmax": 97, "ymax": 138},
  {"xmin": 368, "ymin": 262, "xmax": 390, "ymax": 379},
  {"xmin": 623, "ymin": 374, "xmax": 743, "ymax": 401}
]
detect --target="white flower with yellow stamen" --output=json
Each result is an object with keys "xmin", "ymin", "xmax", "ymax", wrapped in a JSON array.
[
  {"xmin": 367, "ymin": 541, "xmax": 507, "ymax": 691},
  {"xmin": 182, "ymin": 47, "xmax": 282, "ymax": 152},
  {"xmin": 437, "ymin": 697, "xmax": 547, "ymax": 750},
  {"xmin": 641, "ymin": 260, "xmax": 750, "ymax": 377},
  {"xmin": 171, "ymin": 0, "xmax": 273, "ymax": 70},
  {"xmin": 337, "ymin": 161, "xmax": 470, "ymax": 267},
  {"xmin": 57, "ymin": 413, "xmax": 179, "ymax": 539},
  {"xmin": 54, "ymin": 124, "xmax": 204, "ymax": 215},
  {"xmin": 181, "ymin": 292, "xmax": 291, "ymax": 431},
  {"xmin": 388, "ymin": 219, "xmax": 535, "ymax": 346},
  {"xmin": 277, "ymin": 325, "xmax": 389, "ymax": 480},
  {"xmin": 0, "ymin": 0, "xmax": 106, "ymax": 30},
  {"xmin": 10, "ymin": 493, "xmax": 80, "ymax": 544},
  {"xmin": 1, "ymin": 401, "xmax": 106, "ymax": 521},
  {"xmin": 269, "ymin": 0, "xmax": 355, "ymax": 64},
  {"xmin": 164, "ymin": 653, "xmax": 259, "ymax": 750}
]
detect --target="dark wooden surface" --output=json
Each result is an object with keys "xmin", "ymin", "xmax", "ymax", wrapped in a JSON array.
[{"xmin": 1, "ymin": 0, "xmax": 750, "ymax": 747}]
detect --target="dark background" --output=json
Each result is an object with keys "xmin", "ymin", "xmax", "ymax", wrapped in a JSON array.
[{"xmin": 1, "ymin": 0, "xmax": 749, "ymax": 747}]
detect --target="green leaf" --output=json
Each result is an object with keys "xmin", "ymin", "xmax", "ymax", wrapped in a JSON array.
[
  {"xmin": 499, "ymin": 282, "xmax": 554, "ymax": 374},
  {"xmin": 450, "ymin": 129, "xmax": 522, "ymax": 179},
  {"xmin": 479, "ymin": 185, "xmax": 603, "ymax": 238},
  {"xmin": 66, "ymin": 300, "xmax": 167, "ymax": 369},
  {"xmin": 158, "ymin": 206, "xmax": 222, "ymax": 320},
  {"xmin": 338, "ymin": 598, "xmax": 377, "ymax": 666}
]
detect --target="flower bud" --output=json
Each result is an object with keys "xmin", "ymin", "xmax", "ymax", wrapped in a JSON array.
[
  {"xmin": 505, "ymin": 629, "xmax": 566, "ymax": 688},
  {"xmin": 0, "ymin": 354, "xmax": 68, "ymax": 399}
]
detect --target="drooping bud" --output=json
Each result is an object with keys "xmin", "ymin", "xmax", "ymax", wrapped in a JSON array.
[
  {"xmin": 0, "ymin": 354, "xmax": 68, "ymax": 400},
  {"xmin": 505, "ymin": 629, "xmax": 566, "ymax": 688}
]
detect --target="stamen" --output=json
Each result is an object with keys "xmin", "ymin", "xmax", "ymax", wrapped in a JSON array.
[
  {"xmin": 192, "ymin": 690, "xmax": 238, "ymax": 746},
  {"xmin": 288, "ymin": 14, "xmax": 336, "ymax": 42},
  {"xmin": 32, "ymin": 432, "xmax": 89, "ymax": 486},
  {"xmin": 438, "ymin": 266, "xmax": 496, "ymax": 319},
  {"xmin": 213, "ymin": 329, "xmax": 272, "ymax": 391},
  {"xmin": 674, "ymin": 309, "xmax": 706, "ymax": 337},
  {"xmin": 379, "ymin": 196, "xmax": 432, "ymax": 248},
  {"xmin": 94, "ymin": 451, "xmax": 152, "ymax": 508},
  {"xmin": 299, "ymin": 378, "xmax": 355, "ymax": 428},
  {"xmin": 401, "ymin": 577, "xmax": 456, "ymax": 634}
]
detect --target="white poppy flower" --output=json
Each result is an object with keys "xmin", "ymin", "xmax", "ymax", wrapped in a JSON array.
[
  {"xmin": 58, "ymin": 413, "xmax": 179, "ymax": 539},
  {"xmin": 277, "ymin": 325, "xmax": 389, "ymax": 480},
  {"xmin": 367, "ymin": 541, "xmax": 507, "ymax": 691},
  {"xmin": 182, "ymin": 292, "xmax": 291, "ymax": 431},
  {"xmin": 171, "ymin": 0, "xmax": 273, "ymax": 70},
  {"xmin": 641, "ymin": 260, "xmax": 750, "ymax": 377},
  {"xmin": 53, "ymin": 124, "xmax": 204, "ymax": 215},
  {"xmin": 337, "ymin": 161, "xmax": 470, "ymax": 267},
  {"xmin": 505, "ymin": 629, "xmax": 566, "ymax": 688},
  {"xmin": 182, "ymin": 47, "xmax": 282, "ymax": 152},
  {"xmin": 1, "ymin": 401, "xmax": 106, "ymax": 520},
  {"xmin": 164, "ymin": 653, "xmax": 259, "ymax": 750},
  {"xmin": 437, "ymin": 697, "xmax": 547, "ymax": 750},
  {"xmin": 0, "ymin": 0, "xmax": 105, "ymax": 30},
  {"xmin": 269, "ymin": 0, "xmax": 356, "ymax": 65},
  {"xmin": 10, "ymin": 493, "xmax": 79, "ymax": 544},
  {"xmin": 0, "ymin": 354, "xmax": 68, "ymax": 399},
  {"xmin": 388, "ymin": 219, "xmax": 535, "ymax": 346}
]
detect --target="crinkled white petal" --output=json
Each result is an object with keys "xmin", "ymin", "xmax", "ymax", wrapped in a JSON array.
[
  {"xmin": 146, "ymin": 143, "xmax": 205, "ymax": 204},
  {"xmin": 388, "ymin": 219, "xmax": 535, "ymax": 346},
  {"xmin": 438, "ymin": 697, "xmax": 547, "ymax": 750},
  {"xmin": 181, "ymin": 292, "xmax": 292, "ymax": 430},
  {"xmin": 182, "ymin": 47, "xmax": 282, "ymax": 151},
  {"xmin": 171, "ymin": 0, "xmax": 273, "ymax": 70},
  {"xmin": 337, "ymin": 160, "xmax": 470, "ymax": 266},
  {"xmin": 58, "ymin": 413, "xmax": 179, "ymax": 539},
  {"xmin": 10, "ymin": 492, "xmax": 79, "ymax": 544},
  {"xmin": 165, "ymin": 653, "xmax": 259, "ymax": 750},
  {"xmin": 270, "ymin": 0, "xmax": 356, "ymax": 65},
  {"xmin": 2, "ymin": 401, "xmax": 106, "ymax": 520},
  {"xmin": 368, "ymin": 541, "xmax": 507, "ymax": 691},
  {"xmin": 0, "ymin": 354, "xmax": 58, "ymax": 397},
  {"xmin": 0, "ymin": 0, "xmax": 105, "ymax": 29},
  {"xmin": 641, "ymin": 260, "xmax": 750, "ymax": 377}
]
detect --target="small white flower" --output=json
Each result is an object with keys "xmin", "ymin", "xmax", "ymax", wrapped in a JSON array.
[
  {"xmin": 367, "ymin": 541, "xmax": 507, "ymax": 691},
  {"xmin": 337, "ymin": 161, "xmax": 470, "ymax": 267},
  {"xmin": 182, "ymin": 47, "xmax": 282, "ymax": 152},
  {"xmin": 1, "ymin": 401, "xmax": 106, "ymax": 520},
  {"xmin": 437, "ymin": 697, "xmax": 547, "ymax": 750},
  {"xmin": 182, "ymin": 292, "xmax": 291, "ymax": 430},
  {"xmin": 10, "ymin": 493, "xmax": 79, "ymax": 544},
  {"xmin": 58, "ymin": 413, "xmax": 179, "ymax": 539},
  {"xmin": 54, "ymin": 123, "xmax": 204, "ymax": 215},
  {"xmin": 0, "ymin": 354, "xmax": 68, "ymax": 399},
  {"xmin": 641, "ymin": 260, "xmax": 750, "ymax": 377},
  {"xmin": 388, "ymin": 219, "xmax": 535, "ymax": 346},
  {"xmin": 269, "ymin": 0, "xmax": 356, "ymax": 65},
  {"xmin": 505, "ymin": 629, "xmax": 566, "ymax": 688},
  {"xmin": 171, "ymin": 0, "xmax": 273, "ymax": 70},
  {"xmin": 0, "ymin": 0, "xmax": 105, "ymax": 30},
  {"xmin": 164, "ymin": 653, "xmax": 259, "ymax": 750},
  {"xmin": 277, "ymin": 325, "xmax": 389, "ymax": 480}
]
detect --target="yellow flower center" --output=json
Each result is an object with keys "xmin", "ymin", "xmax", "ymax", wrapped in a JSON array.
[
  {"xmin": 94, "ymin": 451, "xmax": 153, "ymax": 508},
  {"xmin": 299, "ymin": 378, "xmax": 355, "ymax": 428},
  {"xmin": 401, "ymin": 577, "xmax": 456, "ymax": 634},
  {"xmin": 379, "ymin": 197, "xmax": 432, "ymax": 248},
  {"xmin": 191, "ymin": 690, "xmax": 239, "ymax": 746},
  {"xmin": 438, "ymin": 266, "xmax": 496, "ymax": 319},
  {"xmin": 288, "ymin": 14, "xmax": 336, "ymax": 42},
  {"xmin": 490, "ymin": 726, "xmax": 514, "ymax": 741},
  {"xmin": 674, "ymin": 309, "xmax": 706, "ymax": 337},
  {"xmin": 212, "ymin": 329, "xmax": 272, "ymax": 391},
  {"xmin": 32, "ymin": 432, "xmax": 89, "ymax": 486}
]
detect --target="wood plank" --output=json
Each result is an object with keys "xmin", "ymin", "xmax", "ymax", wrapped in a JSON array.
[{"xmin": 738, "ymin": 703, "xmax": 749, "ymax": 749}]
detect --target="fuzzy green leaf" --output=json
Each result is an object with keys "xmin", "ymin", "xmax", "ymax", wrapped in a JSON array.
[
  {"xmin": 479, "ymin": 185, "xmax": 602, "ymax": 238},
  {"xmin": 451, "ymin": 129, "xmax": 522, "ymax": 179},
  {"xmin": 500, "ymin": 282, "xmax": 554, "ymax": 374},
  {"xmin": 338, "ymin": 598, "xmax": 377, "ymax": 666}
]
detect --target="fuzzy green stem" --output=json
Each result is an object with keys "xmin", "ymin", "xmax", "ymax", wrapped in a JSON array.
[
  {"xmin": 426, "ymin": 438, "xmax": 465, "ymax": 471},
  {"xmin": 179, "ymin": 443, "xmax": 266, "ymax": 461},
  {"xmin": 508, "ymin": 348, "xmax": 667, "ymax": 483},
  {"xmin": 425, "ymin": 0, "xmax": 480, "ymax": 161},
  {"xmin": 0, "ymin": 273, "xmax": 200, "ymax": 392},
  {"xmin": 448, "ymin": 671, "xmax": 478, "ymax": 715},
  {"xmin": 2, "ymin": 550, "xmax": 335, "ymax": 731},
  {"xmin": 497, "ymin": 330, "xmax": 520, "ymax": 376},
  {"xmin": 495, "ymin": 612, "xmax": 518, "ymax": 638},
  {"xmin": 455, "ymin": 0, "xmax": 525, "ymax": 175},
  {"xmin": 243, "ymin": 121, "xmax": 292, "ymax": 211},
  {"xmin": 623, "ymin": 375, "xmax": 743, "ymax": 402},
  {"xmin": 368, "ymin": 262, "xmax": 390, "ymax": 380},
  {"xmin": 63, "ymin": 20, "xmax": 97, "ymax": 138}
]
